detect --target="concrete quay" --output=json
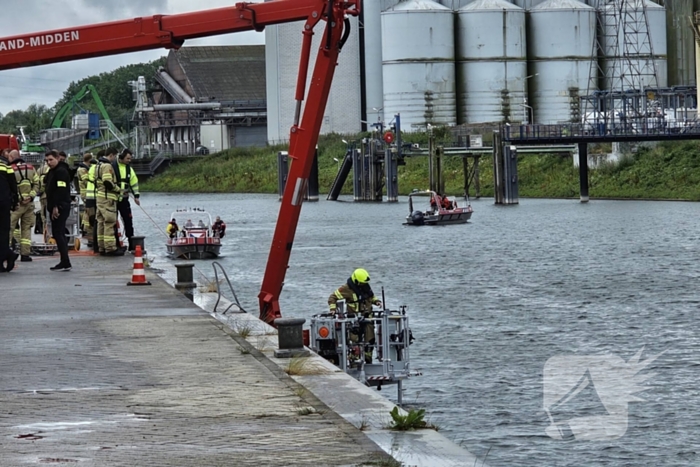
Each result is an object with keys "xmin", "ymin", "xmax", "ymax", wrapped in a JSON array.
[{"xmin": 1, "ymin": 254, "xmax": 484, "ymax": 466}]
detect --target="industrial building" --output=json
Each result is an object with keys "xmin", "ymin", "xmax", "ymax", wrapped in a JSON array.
[
  {"xmin": 264, "ymin": 0, "xmax": 700, "ymax": 140},
  {"xmin": 139, "ymin": 45, "xmax": 267, "ymax": 156},
  {"xmin": 135, "ymin": 0, "xmax": 700, "ymax": 151}
]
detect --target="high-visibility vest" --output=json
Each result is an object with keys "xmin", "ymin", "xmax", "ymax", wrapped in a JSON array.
[{"xmin": 114, "ymin": 161, "xmax": 139, "ymax": 201}]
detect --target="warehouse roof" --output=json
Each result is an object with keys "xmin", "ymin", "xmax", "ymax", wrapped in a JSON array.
[{"xmin": 173, "ymin": 45, "xmax": 266, "ymax": 103}]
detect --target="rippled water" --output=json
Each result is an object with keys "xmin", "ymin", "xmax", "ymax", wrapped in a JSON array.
[{"xmin": 134, "ymin": 194, "xmax": 700, "ymax": 466}]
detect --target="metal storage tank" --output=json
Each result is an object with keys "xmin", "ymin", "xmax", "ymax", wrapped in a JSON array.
[
  {"xmin": 528, "ymin": 0, "xmax": 597, "ymax": 123},
  {"xmin": 363, "ymin": 0, "xmax": 401, "ymax": 127},
  {"xmin": 600, "ymin": 0, "xmax": 667, "ymax": 90},
  {"xmin": 510, "ymin": 0, "xmax": 547, "ymax": 9},
  {"xmin": 382, "ymin": 0, "xmax": 457, "ymax": 130},
  {"xmin": 457, "ymin": 0, "xmax": 527, "ymax": 123},
  {"xmin": 438, "ymin": 0, "xmax": 473, "ymax": 9},
  {"xmin": 664, "ymin": 1, "xmax": 694, "ymax": 86},
  {"xmin": 265, "ymin": 16, "xmax": 362, "ymax": 144}
]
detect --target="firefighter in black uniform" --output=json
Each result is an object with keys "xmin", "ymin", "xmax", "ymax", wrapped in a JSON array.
[
  {"xmin": 44, "ymin": 150, "xmax": 73, "ymax": 271},
  {"xmin": 0, "ymin": 148, "xmax": 18, "ymax": 272}
]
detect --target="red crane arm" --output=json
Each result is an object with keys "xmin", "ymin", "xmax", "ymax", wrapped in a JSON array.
[
  {"xmin": 0, "ymin": 0, "xmax": 360, "ymax": 325},
  {"xmin": 258, "ymin": 2, "xmax": 359, "ymax": 325},
  {"xmin": 0, "ymin": 1, "xmax": 350, "ymax": 70}
]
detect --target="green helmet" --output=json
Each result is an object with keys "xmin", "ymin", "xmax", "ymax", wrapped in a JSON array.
[{"xmin": 351, "ymin": 268, "xmax": 370, "ymax": 285}]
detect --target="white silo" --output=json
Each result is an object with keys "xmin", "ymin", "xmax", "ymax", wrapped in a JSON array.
[
  {"xmin": 364, "ymin": 0, "xmax": 401, "ymax": 127},
  {"xmin": 265, "ymin": 16, "xmax": 362, "ymax": 144},
  {"xmin": 600, "ymin": 0, "xmax": 668, "ymax": 91},
  {"xmin": 528, "ymin": 0, "xmax": 597, "ymax": 123},
  {"xmin": 510, "ymin": 0, "xmax": 547, "ymax": 9},
  {"xmin": 438, "ymin": 0, "xmax": 473, "ymax": 9},
  {"xmin": 457, "ymin": 0, "xmax": 527, "ymax": 124},
  {"xmin": 382, "ymin": 0, "xmax": 457, "ymax": 130}
]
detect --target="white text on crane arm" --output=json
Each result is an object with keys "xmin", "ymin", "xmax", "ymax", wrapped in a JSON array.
[{"xmin": 0, "ymin": 31, "xmax": 80, "ymax": 52}]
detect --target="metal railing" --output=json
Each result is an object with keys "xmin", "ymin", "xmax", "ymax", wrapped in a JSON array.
[
  {"xmin": 502, "ymin": 120, "xmax": 700, "ymax": 142},
  {"xmin": 211, "ymin": 261, "xmax": 247, "ymax": 315}
]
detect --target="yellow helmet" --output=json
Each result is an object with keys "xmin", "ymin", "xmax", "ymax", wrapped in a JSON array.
[{"xmin": 351, "ymin": 268, "xmax": 370, "ymax": 285}]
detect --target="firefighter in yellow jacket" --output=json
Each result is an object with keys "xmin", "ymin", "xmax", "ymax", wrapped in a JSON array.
[
  {"xmin": 76, "ymin": 153, "xmax": 93, "ymax": 246},
  {"xmin": 8, "ymin": 149, "xmax": 38, "ymax": 262},
  {"xmin": 35, "ymin": 153, "xmax": 51, "ymax": 234},
  {"xmin": 92, "ymin": 147, "xmax": 123, "ymax": 256},
  {"xmin": 113, "ymin": 148, "xmax": 140, "ymax": 251},
  {"xmin": 328, "ymin": 268, "xmax": 382, "ymax": 363}
]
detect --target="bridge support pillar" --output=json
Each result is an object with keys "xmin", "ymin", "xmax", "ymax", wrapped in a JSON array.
[
  {"xmin": 385, "ymin": 148, "xmax": 399, "ymax": 202},
  {"xmin": 277, "ymin": 150, "xmax": 319, "ymax": 202},
  {"xmin": 493, "ymin": 132, "xmax": 519, "ymax": 205},
  {"xmin": 502, "ymin": 145, "xmax": 519, "ymax": 205},
  {"xmin": 577, "ymin": 143, "xmax": 589, "ymax": 203},
  {"xmin": 493, "ymin": 132, "xmax": 504, "ymax": 204},
  {"xmin": 277, "ymin": 151, "xmax": 288, "ymax": 202}
]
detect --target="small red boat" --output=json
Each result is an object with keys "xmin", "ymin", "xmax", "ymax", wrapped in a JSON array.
[
  {"xmin": 404, "ymin": 190, "xmax": 473, "ymax": 226},
  {"xmin": 166, "ymin": 209, "xmax": 222, "ymax": 259}
]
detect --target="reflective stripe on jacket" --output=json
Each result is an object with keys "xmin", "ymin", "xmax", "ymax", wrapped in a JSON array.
[
  {"xmin": 37, "ymin": 164, "xmax": 50, "ymax": 200},
  {"xmin": 77, "ymin": 164, "xmax": 90, "ymax": 200},
  {"xmin": 114, "ymin": 161, "xmax": 139, "ymax": 201},
  {"xmin": 328, "ymin": 283, "xmax": 377, "ymax": 315},
  {"xmin": 12, "ymin": 159, "xmax": 38, "ymax": 200},
  {"xmin": 93, "ymin": 160, "xmax": 120, "ymax": 201},
  {"xmin": 0, "ymin": 157, "xmax": 18, "ymax": 205}
]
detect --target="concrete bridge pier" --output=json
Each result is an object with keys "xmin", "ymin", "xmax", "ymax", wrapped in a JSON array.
[
  {"xmin": 493, "ymin": 132, "xmax": 519, "ymax": 205},
  {"xmin": 578, "ymin": 142, "xmax": 589, "ymax": 203},
  {"xmin": 277, "ymin": 150, "xmax": 319, "ymax": 202}
]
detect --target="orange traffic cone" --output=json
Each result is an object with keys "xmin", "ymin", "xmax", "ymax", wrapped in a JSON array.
[{"xmin": 127, "ymin": 245, "xmax": 151, "ymax": 286}]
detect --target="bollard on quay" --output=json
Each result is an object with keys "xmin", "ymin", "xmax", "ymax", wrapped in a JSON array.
[
  {"xmin": 130, "ymin": 236, "xmax": 146, "ymax": 254},
  {"xmin": 174, "ymin": 263, "xmax": 197, "ymax": 289},
  {"xmin": 273, "ymin": 318, "xmax": 310, "ymax": 358}
]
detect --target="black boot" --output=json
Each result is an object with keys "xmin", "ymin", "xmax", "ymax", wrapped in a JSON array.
[
  {"xmin": 20, "ymin": 255, "xmax": 32, "ymax": 262},
  {"xmin": 6, "ymin": 252, "xmax": 18, "ymax": 272}
]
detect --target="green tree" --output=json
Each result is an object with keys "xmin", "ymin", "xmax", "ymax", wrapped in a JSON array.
[
  {"xmin": 51, "ymin": 58, "xmax": 165, "ymax": 130},
  {"xmin": 0, "ymin": 104, "xmax": 53, "ymax": 136},
  {"xmin": 0, "ymin": 56, "xmax": 165, "ymax": 140}
]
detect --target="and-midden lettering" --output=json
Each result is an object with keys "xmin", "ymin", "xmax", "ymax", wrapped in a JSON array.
[{"xmin": 0, "ymin": 30, "xmax": 79, "ymax": 52}]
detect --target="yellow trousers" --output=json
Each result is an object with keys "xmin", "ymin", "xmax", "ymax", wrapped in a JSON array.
[
  {"xmin": 10, "ymin": 202, "xmax": 34, "ymax": 256},
  {"xmin": 96, "ymin": 197, "xmax": 118, "ymax": 252}
]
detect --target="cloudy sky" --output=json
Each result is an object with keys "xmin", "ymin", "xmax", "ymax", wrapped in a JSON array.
[{"xmin": 0, "ymin": 0, "xmax": 265, "ymax": 116}]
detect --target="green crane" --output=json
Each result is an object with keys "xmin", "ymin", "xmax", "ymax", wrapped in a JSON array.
[
  {"xmin": 51, "ymin": 84, "xmax": 112, "ymax": 128},
  {"xmin": 51, "ymin": 84, "xmax": 127, "ymax": 148}
]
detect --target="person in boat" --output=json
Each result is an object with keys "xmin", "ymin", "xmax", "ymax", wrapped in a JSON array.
[
  {"xmin": 184, "ymin": 219, "xmax": 194, "ymax": 229},
  {"xmin": 212, "ymin": 216, "xmax": 226, "ymax": 238},
  {"xmin": 328, "ymin": 268, "xmax": 382, "ymax": 364},
  {"xmin": 197, "ymin": 219, "xmax": 206, "ymax": 228},
  {"xmin": 166, "ymin": 218, "xmax": 179, "ymax": 239},
  {"xmin": 430, "ymin": 193, "xmax": 439, "ymax": 212},
  {"xmin": 441, "ymin": 194, "xmax": 454, "ymax": 210}
]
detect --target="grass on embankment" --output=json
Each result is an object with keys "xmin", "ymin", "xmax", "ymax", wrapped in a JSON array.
[{"xmin": 141, "ymin": 135, "xmax": 700, "ymax": 200}]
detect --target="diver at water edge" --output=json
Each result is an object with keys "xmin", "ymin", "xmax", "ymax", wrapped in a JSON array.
[{"xmin": 328, "ymin": 268, "xmax": 382, "ymax": 364}]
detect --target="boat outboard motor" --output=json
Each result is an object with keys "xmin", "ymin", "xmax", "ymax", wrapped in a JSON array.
[{"xmin": 410, "ymin": 210, "xmax": 424, "ymax": 225}]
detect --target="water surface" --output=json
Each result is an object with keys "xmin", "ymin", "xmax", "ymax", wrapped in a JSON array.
[{"xmin": 134, "ymin": 194, "xmax": 700, "ymax": 466}]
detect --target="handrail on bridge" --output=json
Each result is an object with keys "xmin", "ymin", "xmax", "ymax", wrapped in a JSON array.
[{"xmin": 501, "ymin": 120, "xmax": 700, "ymax": 142}]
